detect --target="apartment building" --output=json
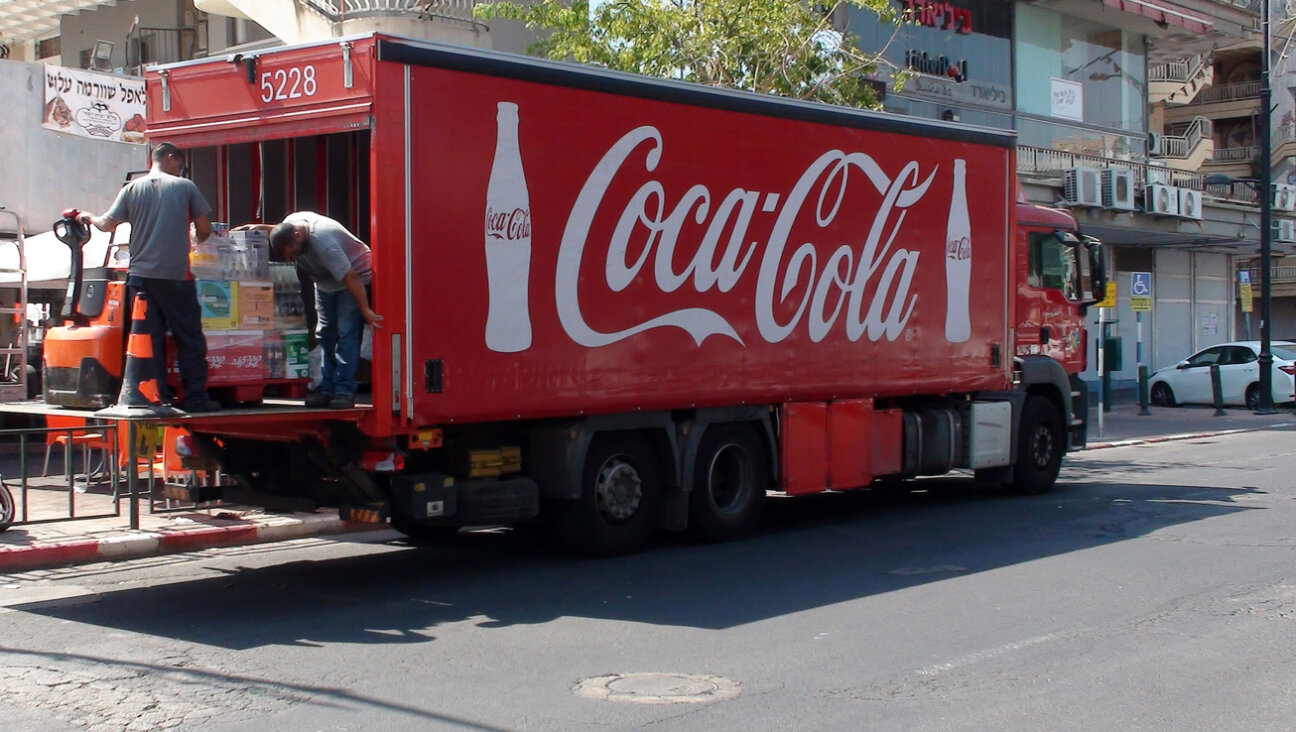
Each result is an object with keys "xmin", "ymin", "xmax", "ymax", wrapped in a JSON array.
[{"xmin": 851, "ymin": 0, "xmax": 1271, "ymax": 395}]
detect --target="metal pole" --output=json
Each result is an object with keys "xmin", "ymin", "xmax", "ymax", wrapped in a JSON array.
[
  {"xmin": 1097, "ymin": 312, "xmax": 1106, "ymax": 437},
  {"xmin": 1258, "ymin": 0, "xmax": 1277, "ymax": 414}
]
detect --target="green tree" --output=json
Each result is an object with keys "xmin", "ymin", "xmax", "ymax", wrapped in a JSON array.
[{"xmin": 474, "ymin": 0, "xmax": 903, "ymax": 109}]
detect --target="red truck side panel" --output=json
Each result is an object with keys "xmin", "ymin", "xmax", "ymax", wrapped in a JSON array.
[
  {"xmin": 780, "ymin": 402, "xmax": 829, "ymax": 495},
  {"xmin": 405, "ymin": 65, "xmax": 1012, "ymax": 424},
  {"xmin": 829, "ymin": 399, "xmax": 874, "ymax": 490}
]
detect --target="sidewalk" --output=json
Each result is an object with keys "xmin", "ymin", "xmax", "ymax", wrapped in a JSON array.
[{"xmin": 2, "ymin": 402, "xmax": 1293, "ymax": 573}]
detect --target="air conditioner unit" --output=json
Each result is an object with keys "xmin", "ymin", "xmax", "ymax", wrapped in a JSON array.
[
  {"xmin": 1146, "ymin": 183, "xmax": 1180, "ymax": 216},
  {"xmin": 1178, "ymin": 188, "xmax": 1203, "ymax": 219},
  {"xmin": 1148, "ymin": 131, "xmax": 1164, "ymax": 156},
  {"xmin": 1274, "ymin": 219, "xmax": 1296, "ymax": 242},
  {"xmin": 1063, "ymin": 168, "xmax": 1103, "ymax": 207},
  {"xmin": 1100, "ymin": 169, "xmax": 1135, "ymax": 210},
  {"xmin": 1273, "ymin": 184, "xmax": 1296, "ymax": 212}
]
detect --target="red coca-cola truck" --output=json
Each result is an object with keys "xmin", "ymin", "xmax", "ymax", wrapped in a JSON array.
[{"xmin": 139, "ymin": 34, "xmax": 1105, "ymax": 555}]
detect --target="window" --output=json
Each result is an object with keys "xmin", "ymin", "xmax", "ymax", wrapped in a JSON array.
[
  {"xmin": 1028, "ymin": 233, "xmax": 1077, "ymax": 299},
  {"xmin": 36, "ymin": 37, "xmax": 60, "ymax": 60},
  {"xmin": 1186, "ymin": 348, "xmax": 1226, "ymax": 368}
]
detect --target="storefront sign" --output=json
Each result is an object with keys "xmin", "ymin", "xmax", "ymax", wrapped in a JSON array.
[
  {"xmin": 906, "ymin": 50, "xmax": 969, "ymax": 83},
  {"xmin": 899, "ymin": 0, "xmax": 974, "ymax": 34},
  {"xmin": 42, "ymin": 65, "xmax": 146, "ymax": 144},
  {"xmin": 1050, "ymin": 78, "xmax": 1083, "ymax": 121}
]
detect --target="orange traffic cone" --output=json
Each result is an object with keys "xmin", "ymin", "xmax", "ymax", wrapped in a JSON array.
[{"xmin": 96, "ymin": 290, "xmax": 182, "ymax": 418}]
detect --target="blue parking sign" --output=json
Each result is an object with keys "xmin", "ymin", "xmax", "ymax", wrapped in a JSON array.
[{"xmin": 1131, "ymin": 272, "xmax": 1152, "ymax": 297}]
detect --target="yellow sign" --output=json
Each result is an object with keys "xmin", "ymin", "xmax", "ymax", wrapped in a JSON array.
[
  {"xmin": 1240, "ymin": 283, "xmax": 1253, "ymax": 312},
  {"xmin": 1095, "ymin": 281, "xmax": 1117, "ymax": 309},
  {"xmin": 1130, "ymin": 295, "xmax": 1152, "ymax": 312}
]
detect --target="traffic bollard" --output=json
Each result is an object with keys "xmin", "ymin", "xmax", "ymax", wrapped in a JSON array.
[
  {"xmin": 1138, "ymin": 365, "xmax": 1151, "ymax": 416},
  {"xmin": 1210, "ymin": 363, "xmax": 1226, "ymax": 416}
]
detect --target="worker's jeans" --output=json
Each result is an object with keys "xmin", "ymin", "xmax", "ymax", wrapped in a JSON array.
[
  {"xmin": 315, "ymin": 287, "xmax": 363, "ymax": 397},
  {"xmin": 127, "ymin": 277, "xmax": 208, "ymax": 406}
]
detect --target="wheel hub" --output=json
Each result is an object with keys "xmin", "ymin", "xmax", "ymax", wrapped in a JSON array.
[{"xmin": 595, "ymin": 459, "xmax": 641, "ymax": 522}]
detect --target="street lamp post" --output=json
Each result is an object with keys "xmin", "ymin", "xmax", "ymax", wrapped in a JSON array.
[
  {"xmin": 1205, "ymin": 0, "xmax": 1275, "ymax": 414},
  {"xmin": 1258, "ymin": 0, "xmax": 1276, "ymax": 414}
]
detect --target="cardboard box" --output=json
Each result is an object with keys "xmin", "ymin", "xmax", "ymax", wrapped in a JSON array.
[
  {"xmin": 282, "ymin": 329, "xmax": 311, "ymax": 379},
  {"xmin": 204, "ymin": 330, "xmax": 267, "ymax": 383},
  {"xmin": 196, "ymin": 279, "xmax": 236, "ymax": 331},
  {"xmin": 166, "ymin": 330, "xmax": 267, "ymax": 386},
  {"xmin": 237, "ymin": 281, "xmax": 274, "ymax": 329}
]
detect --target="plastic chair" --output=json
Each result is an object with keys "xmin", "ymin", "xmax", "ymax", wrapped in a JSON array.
[
  {"xmin": 43, "ymin": 415, "xmax": 112, "ymax": 479},
  {"xmin": 153, "ymin": 426, "xmax": 212, "ymax": 486}
]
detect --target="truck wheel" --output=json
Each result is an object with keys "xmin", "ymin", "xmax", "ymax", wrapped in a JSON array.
[
  {"xmin": 1008, "ymin": 396, "xmax": 1064, "ymax": 495},
  {"xmin": 551, "ymin": 432, "xmax": 661, "ymax": 557},
  {"xmin": 689, "ymin": 424, "xmax": 767, "ymax": 543}
]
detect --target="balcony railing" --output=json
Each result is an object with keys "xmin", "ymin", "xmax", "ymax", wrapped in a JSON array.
[
  {"xmin": 1161, "ymin": 116, "xmax": 1212, "ymax": 158},
  {"xmin": 1150, "ymin": 54, "xmax": 1206, "ymax": 84},
  {"xmin": 1212, "ymin": 145, "xmax": 1257, "ymax": 162},
  {"xmin": 1195, "ymin": 80, "xmax": 1262, "ymax": 104},
  {"xmin": 299, "ymin": 0, "xmax": 478, "ymax": 25},
  {"xmin": 1018, "ymin": 145, "xmax": 1206, "ymax": 188},
  {"xmin": 1244, "ymin": 266, "xmax": 1296, "ymax": 286}
]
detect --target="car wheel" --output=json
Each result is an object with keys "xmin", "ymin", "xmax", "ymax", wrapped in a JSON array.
[
  {"xmin": 1150, "ymin": 382, "xmax": 1176, "ymax": 407},
  {"xmin": 1246, "ymin": 383, "xmax": 1261, "ymax": 410}
]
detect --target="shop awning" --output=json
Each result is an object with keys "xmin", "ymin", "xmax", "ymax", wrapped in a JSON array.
[{"xmin": 1102, "ymin": 0, "xmax": 1213, "ymax": 34}]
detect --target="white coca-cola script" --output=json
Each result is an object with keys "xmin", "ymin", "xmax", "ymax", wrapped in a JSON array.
[
  {"xmin": 486, "ymin": 207, "xmax": 532, "ymax": 241},
  {"xmin": 556, "ymin": 126, "xmax": 937, "ymax": 347}
]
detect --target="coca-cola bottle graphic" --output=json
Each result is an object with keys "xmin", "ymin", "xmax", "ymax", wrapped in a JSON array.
[
  {"xmin": 944, "ymin": 159, "xmax": 971, "ymax": 343},
  {"xmin": 484, "ymin": 101, "xmax": 533, "ymax": 353}
]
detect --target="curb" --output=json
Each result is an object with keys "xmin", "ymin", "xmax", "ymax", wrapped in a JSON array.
[
  {"xmin": 0, "ymin": 513, "xmax": 382, "ymax": 573},
  {"xmin": 1085, "ymin": 422, "xmax": 1295, "ymax": 450}
]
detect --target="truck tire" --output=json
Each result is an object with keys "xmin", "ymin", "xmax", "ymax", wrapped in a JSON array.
[
  {"xmin": 551, "ymin": 432, "xmax": 662, "ymax": 557},
  {"xmin": 689, "ymin": 424, "xmax": 767, "ymax": 543},
  {"xmin": 1008, "ymin": 396, "xmax": 1064, "ymax": 495}
]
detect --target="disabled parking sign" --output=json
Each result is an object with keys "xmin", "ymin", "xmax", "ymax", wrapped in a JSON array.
[{"xmin": 1130, "ymin": 271, "xmax": 1152, "ymax": 312}]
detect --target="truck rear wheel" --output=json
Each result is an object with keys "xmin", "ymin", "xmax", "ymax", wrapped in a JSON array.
[
  {"xmin": 1009, "ymin": 396, "xmax": 1064, "ymax": 495},
  {"xmin": 551, "ymin": 432, "xmax": 662, "ymax": 557},
  {"xmin": 689, "ymin": 424, "xmax": 766, "ymax": 543}
]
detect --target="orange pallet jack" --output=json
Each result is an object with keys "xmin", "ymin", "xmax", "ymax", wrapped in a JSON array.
[{"xmin": 41, "ymin": 209, "xmax": 126, "ymax": 409}]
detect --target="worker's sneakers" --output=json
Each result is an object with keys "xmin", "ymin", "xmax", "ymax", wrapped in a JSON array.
[
  {"xmin": 304, "ymin": 391, "xmax": 331, "ymax": 408},
  {"xmin": 184, "ymin": 398, "xmax": 223, "ymax": 413},
  {"xmin": 328, "ymin": 394, "xmax": 356, "ymax": 410}
]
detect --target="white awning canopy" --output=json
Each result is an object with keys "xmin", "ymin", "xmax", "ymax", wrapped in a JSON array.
[
  {"xmin": 0, "ymin": 0, "xmax": 121, "ymax": 44},
  {"xmin": 0, "ymin": 223, "xmax": 129, "ymax": 290}
]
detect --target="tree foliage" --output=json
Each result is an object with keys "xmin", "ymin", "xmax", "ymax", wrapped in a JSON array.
[{"xmin": 474, "ymin": 0, "xmax": 903, "ymax": 109}]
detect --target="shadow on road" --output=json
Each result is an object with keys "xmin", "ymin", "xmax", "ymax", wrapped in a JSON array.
[{"xmin": 7, "ymin": 477, "xmax": 1265, "ymax": 652}]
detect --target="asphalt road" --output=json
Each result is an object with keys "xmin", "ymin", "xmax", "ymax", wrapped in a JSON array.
[{"xmin": 3, "ymin": 427, "xmax": 1296, "ymax": 731}]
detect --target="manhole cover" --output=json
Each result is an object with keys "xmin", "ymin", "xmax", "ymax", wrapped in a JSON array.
[{"xmin": 573, "ymin": 672, "xmax": 740, "ymax": 704}]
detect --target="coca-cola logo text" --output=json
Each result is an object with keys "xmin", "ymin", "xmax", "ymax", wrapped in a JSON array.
[
  {"xmin": 947, "ymin": 236, "xmax": 970, "ymax": 261},
  {"xmin": 555, "ymin": 126, "xmax": 938, "ymax": 348},
  {"xmin": 486, "ymin": 207, "xmax": 532, "ymax": 241}
]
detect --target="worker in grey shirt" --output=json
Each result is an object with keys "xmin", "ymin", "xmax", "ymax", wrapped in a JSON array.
[
  {"xmin": 270, "ymin": 212, "xmax": 382, "ymax": 409},
  {"xmin": 80, "ymin": 141, "xmax": 222, "ymax": 413}
]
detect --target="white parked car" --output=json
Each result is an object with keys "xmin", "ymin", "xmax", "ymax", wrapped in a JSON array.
[{"xmin": 1149, "ymin": 341, "xmax": 1296, "ymax": 409}]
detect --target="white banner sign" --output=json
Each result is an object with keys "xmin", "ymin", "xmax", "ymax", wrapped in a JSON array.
[
  {"xmin": 42, "ymin": 65, "xmax": 146, "ymax": 144},
  {"xmin": 1050, "ymin": 77, "xmax": 1083, "ymax": 122}
]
